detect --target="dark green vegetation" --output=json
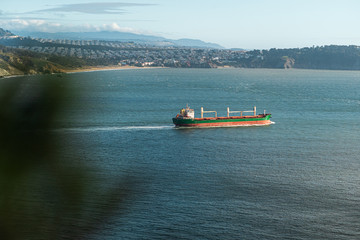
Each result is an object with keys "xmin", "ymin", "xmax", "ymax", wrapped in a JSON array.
[
  {"xmin": 0, "ymin": 77, "xmax": 134, "ymax": 239},
  {"xmin": 0, "ymin": 45, "xmax": 63, "ymax": 76},
  {"xmin": 0, "ymin": 44, "xmax": 113, "ymax": 77},
  {"xmin": 2, "ymin": 27, "xmax": 360, "ymax": 76}
]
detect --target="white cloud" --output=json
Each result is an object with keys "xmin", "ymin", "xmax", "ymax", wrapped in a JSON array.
[
  {"xmin": 1, "ymin": 19, "xmax": 62, "ymax": 32},
  {"xmin": 0, "ymin": 19, "xmax": 151, "ymax": 35},
  {"xmin": 31, "ymin": 2, "xmax": 155, "ymax": 15},
  {"xmin": 96, "ymin": 23, "xmax": 141, "ymax": 33}
]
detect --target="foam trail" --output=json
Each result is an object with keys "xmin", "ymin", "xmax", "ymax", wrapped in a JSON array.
[{"xmin": 55, "ymin": 125, "xmax": 174, "ymax": 133}]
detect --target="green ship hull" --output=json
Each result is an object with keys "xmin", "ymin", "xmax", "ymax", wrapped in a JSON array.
[{"xmin": 173, "ymin": 114, "xmax": 272, "ymax": 127}]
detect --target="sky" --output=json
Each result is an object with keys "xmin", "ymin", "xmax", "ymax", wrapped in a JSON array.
[{"xmin": 1, "ymin": 0, "xmax": 360, "ymax": 49}]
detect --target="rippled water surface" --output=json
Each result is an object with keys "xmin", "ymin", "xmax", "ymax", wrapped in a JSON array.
[{"xmin": 8, "ymin": 69, "xmax": 360, "ymax": 239}]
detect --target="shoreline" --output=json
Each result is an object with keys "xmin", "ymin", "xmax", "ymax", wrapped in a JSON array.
[
  {"xmin": 64, "ymin": 65, "xmax": 166, "ymax": 74},
  {"xmin": 1, "ymin": 65, "xmax": 233, "ymax": 78},
  {"xmin": 2, "ymin": 66, "xmax": 352, "ymax": 79},
  {"xmin": 0, "ymin": 65, "xmax": 166, "ymax": 79}
]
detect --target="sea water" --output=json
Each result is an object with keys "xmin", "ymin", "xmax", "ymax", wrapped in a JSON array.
[{"xmin": 3, "ymin": 68, "xmax": 360, "ymax": 239}]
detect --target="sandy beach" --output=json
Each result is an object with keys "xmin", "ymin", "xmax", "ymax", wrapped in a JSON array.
[
  {"xmin": 65, "ymin": 65, "xmax": 166, "ymax": 73},
  {"xmin": 0, "ymin": 65, "xmax": 166, "ymax": 78}
]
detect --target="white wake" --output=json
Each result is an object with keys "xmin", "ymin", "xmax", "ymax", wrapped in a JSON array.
[{"xmin": 55, "ymin": 125, "xmax": 174, "ymax": 132}]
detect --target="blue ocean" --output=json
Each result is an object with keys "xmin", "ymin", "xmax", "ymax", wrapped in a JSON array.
[{"xmin": 4, "ymin": 68, "xmax": 360, "ymax": 239}]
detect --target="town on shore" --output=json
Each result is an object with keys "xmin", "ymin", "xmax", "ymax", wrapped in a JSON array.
[{"xmin": 2, "ymin": 28, "xmax": 360, "ymax": 77}]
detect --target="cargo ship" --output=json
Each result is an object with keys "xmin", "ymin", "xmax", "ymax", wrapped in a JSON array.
[{"xmin": 172, "ymin": 105, "xmax": 272, "ymax": 127}]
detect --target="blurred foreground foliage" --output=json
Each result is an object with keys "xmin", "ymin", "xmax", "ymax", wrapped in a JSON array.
[{"xmin": 0, "ymin": 76, "xmax": 133, "ymax": 239}]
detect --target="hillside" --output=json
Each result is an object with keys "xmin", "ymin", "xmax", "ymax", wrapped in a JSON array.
[
  {"xmin": 240, "ymin": 46, "xmax": 360, "ymax": 70},
  {"xmin": 3, "ymin": 28, "xmax": 360, "ymax": 76},
  {"xmin": 14, "ymin": 30, "xmax": 224, "ymax": 49},
  {"xmin": 0, "ymin": 45, "xmax": 60, "ymax": 76},
  {"xmin": 0, "ymin": 28, "xmax": 15, "ymax": 37},
  {"xmin": 0, "ymin": 44, "xmax": 106, "ymax": 77}
]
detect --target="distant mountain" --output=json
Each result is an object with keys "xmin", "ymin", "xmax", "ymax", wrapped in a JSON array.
[
  {"xmin": 230, "ymin": 48, "xmax": 247, "ymax": 51},
  {"xmin": 14, "ymin": 31, "xmax": 224, "ymax": 49},
  {"xmin": 0, "ymin": 28, "xmax": 15, "ymax": 37},
  {"xmin": 15, "ymin": 31, "xmax": 163, "ymax": 41},
  {"xmin": 172, "ymin": 38, "xmax": 223, "ymax": 49}
]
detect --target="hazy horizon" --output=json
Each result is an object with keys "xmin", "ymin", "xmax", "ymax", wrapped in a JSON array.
[{"xmin": 1, "ymin": 0, "xmax": 360, "ymax": 49}]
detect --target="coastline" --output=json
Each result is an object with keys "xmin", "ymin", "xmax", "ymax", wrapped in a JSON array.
[
  {"xmin": 64, "ymin": 65, "xmax": 236, "ymax": 74},
  {"xmin": 64, "ymin": 65, "xmax": 166, "ymax": 74},
  {"xmin": 0, "ymin": 65, "xmax": 166, "ymax": 79}
]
